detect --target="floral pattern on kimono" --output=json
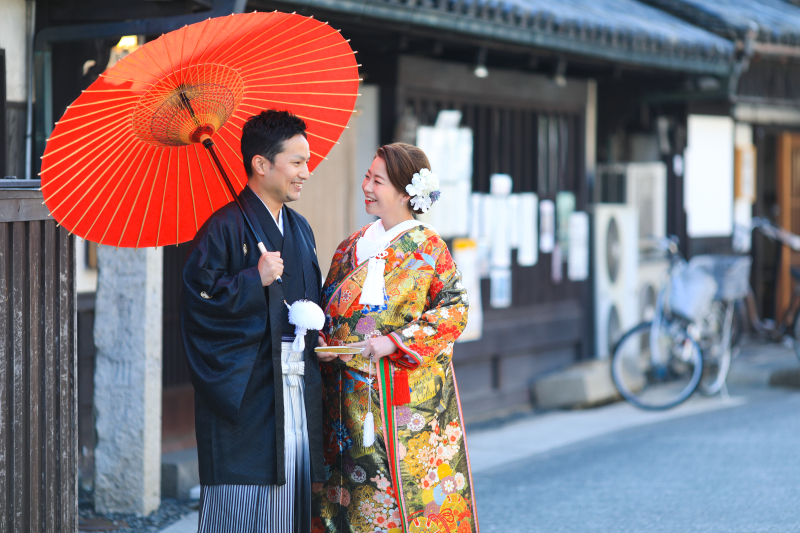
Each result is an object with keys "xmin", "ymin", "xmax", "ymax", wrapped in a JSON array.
[{"xmin": 311, "ymin": 224, "xmax": 479, "ymax": 533}]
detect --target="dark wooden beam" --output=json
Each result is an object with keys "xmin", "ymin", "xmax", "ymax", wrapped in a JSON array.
[
  {"xmin": 43, "ymin": 0, "xmax": 200, "ymax": 25},
  {"xmin": 0, "ymin": 49, "xmax": 6, "ymax": 177}
]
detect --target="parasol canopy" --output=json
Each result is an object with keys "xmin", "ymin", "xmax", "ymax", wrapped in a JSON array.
[{"xmin": 40, "ymin": 11, "xmax": 360, "ymax": 248}]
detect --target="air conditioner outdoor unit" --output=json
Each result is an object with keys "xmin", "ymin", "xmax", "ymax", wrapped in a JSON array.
[
  {"xmin": 594, "ymin": 205, "xmax": 639, "ymax": 359},
  {"xmin": 637, "ymin": 257, "xmax": 670, "ymax": 323},
  {"xmin": 596, "ymin": 162, "xmax": 667, "ymax": 244}
]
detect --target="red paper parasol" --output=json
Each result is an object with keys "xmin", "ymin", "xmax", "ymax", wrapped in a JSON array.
[{"xmin": 40, "ymin": 11, "xmax": 360, "ymax": 249}]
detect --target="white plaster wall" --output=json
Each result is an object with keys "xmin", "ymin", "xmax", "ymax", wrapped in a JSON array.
[
  {"xmin": 76, "ymin": 239, "xmax": 98, "ymax": 294},
  {"xmin": 684, "ymin": 115, "xmax": 735, "ymax": 238},
  {"xmin": 735, "ymin": 123, "xmax": 753, "ymax": 147},
  {"xmin": 0, "ymin": 0, "xmax": 28, "ymax": 102}
]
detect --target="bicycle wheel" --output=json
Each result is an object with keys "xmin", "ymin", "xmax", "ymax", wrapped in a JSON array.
[
  {"xmin": 697, "ymin": 301, "xmax": 733, "ymax": 396},
  {"xmin": 612, "ymin": 320, "xmax": 703, "ymax": 410}
]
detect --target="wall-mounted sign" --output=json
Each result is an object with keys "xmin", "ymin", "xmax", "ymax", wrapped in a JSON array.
[
  {"xmin": 490, "ymin": 173, "xmax": 513, "ymax": 195},
  {"xmin": 452, "ymin": 238, "xmax": 483, "ymax": 341},
  {"xmin": 469, "ymin": 193, "xmax": 491, "ymax": 278},
  {"xmin": 489, "ymin": 174, "xmax": 513, "ymax": 269},
  {"xmin": 469, "ymin": 193, "xmax": 483, "ymax": 241},
  {"xmin": 556, "ymin": 191, "xmax": 576, "ymax": 260},
  {"xmin": 416, "ymin": 110, "xmax": 473, "ymax": 238},
  {"xmin": 508, "ymin": 195, "xmax": 520, "ymax": 249},
  {"xmin": 517, "ymin": 193, "xmax": 538, "ymax": 266},
  {"xmin": 568, "ymin": 211, "xmax": 589, "ymax": 281},
  {"xmin": 540, "ymin": 199, "xmax": 555, "ymax": 253},
  {"xmin": 735, "ymin": 144, "xmax": 757, "ymax": 203},
  {"xmin": 490, "ymin": 268, "xmax": 512, "ymax": 308},
  {"xmin": 551, "ymin": 244, "xmax": 563, "ymax": 284}
]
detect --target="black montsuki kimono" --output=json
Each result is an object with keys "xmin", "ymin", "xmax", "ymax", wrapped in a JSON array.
[{"xmin": 181, "ymin": 185, "xmax": 324, "ymax": 486}]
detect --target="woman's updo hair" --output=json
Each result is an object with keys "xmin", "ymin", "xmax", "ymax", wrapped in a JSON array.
[{"xmin": 375, "ymin": 143, "xmax": 431, "ymax": 214}]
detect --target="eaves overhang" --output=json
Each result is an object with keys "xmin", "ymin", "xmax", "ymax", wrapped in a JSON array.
[
  {"xmin": 640, "ymin": 0, "xmax": 800, "ymax": 48},
  {"xmin": 273, "ymin": 0, "xmax": 735, "ymax": 76}
]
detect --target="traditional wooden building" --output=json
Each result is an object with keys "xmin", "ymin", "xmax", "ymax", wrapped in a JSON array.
[
  {"xmin": 16, "ymin": 0, "xmax": 764, "ymax": 506},
  {"xmin": 638, "ymin": 0, "xmax": 800, "ymax": 320},
  {"xmin": 254, "ymin": 0, "xmax": 734, "ymax": 419}
]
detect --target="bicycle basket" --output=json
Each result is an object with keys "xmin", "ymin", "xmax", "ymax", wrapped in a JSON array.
[
  {"xmin": 668, "ymin": 262, "xmax": 718, "ymax": 321},
  {"xmin": 686, "ymin": 254, "xmax": 752, "ymax": 301}
]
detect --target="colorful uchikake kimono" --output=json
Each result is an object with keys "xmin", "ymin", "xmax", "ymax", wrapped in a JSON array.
[{"xmin": 312, "ymin": 221, "xmax": 479, "ymax": 533}]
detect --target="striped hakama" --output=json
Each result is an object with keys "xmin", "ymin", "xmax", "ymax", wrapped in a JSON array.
[{"xmin": 198, "ymin": 340, "xmax": 311, "ymax": 533}]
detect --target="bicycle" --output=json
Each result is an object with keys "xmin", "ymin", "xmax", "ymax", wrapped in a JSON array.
[
  {"xmin": 611, "ymin": 237, "xmax": 750, "ymax": 410},
  {"xmin": 737, "ymin": 217, "xmax": 800, "ymax": 361},
  {"xmin": 683, "ymin": 254, "xmax": 752, "ymax": 395}
]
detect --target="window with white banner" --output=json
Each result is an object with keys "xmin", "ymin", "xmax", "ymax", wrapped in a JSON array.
[{"xmin": 401, "ymin": 83, "xmax": 589, "ymax": 350}]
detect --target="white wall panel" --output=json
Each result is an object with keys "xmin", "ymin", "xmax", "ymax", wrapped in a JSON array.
[{"xmin": 684, "ymin": 115, "xmax": 734, "ymax": 238}]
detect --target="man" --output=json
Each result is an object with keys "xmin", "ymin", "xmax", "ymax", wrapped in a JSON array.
[{"xmin": 181, "ymin": 110, "xmax": 336, "ymax": 532}]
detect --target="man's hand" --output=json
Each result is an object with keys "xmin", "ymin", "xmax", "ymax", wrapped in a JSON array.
[
  {"xmin": 258, "ymin": 251, "xmax": 283, "ymax": 286},
  {"xmin": 316, "ymin": 334, "xmax": 339, "ymax": 362}
]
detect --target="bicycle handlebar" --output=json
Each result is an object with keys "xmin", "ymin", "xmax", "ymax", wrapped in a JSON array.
[
  {"xmin": 642, "ymin": 235, "xmax": 681, "ymax": 257},
  {"xmin": 744, "ymin": 217, "xmax": 800, "ymax": 252}
]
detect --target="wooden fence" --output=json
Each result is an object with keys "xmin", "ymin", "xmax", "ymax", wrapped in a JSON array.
[{"xmin": 0, "ymin": 182, "xmax": 77, "ymax": 532}]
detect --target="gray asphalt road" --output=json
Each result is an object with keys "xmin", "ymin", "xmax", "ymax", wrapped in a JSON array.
[{"xmin": 473, "ymin": 389, "xmax": 800, "ymax": 533}]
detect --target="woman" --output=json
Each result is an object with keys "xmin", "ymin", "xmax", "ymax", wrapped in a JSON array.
[{"xmin": 312, "ymin": 143, "xmax": 478, "ymax": 533}]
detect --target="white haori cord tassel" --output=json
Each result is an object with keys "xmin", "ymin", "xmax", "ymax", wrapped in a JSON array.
[
  {"xmin": 363, "ymin": 410, "xmax": 375, "ymax": 447},
  {"xmin": 359, "ymin": 251, "xmax": 389, "ymax": 307},
  {"xmin": 363, "ymin": 346, "xmax": 376, "ymax": 448},
  {"xmin": 286, "ymin": 299, "xmax": 325, "ymax": 352}
]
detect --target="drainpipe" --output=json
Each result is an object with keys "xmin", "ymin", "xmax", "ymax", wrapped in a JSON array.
[
  {"xmin": 24, "ymin": 0, "xmax": 35, "ymax": 179},
  {"xmin": 31, "ymin": 0, "xmax": 246, "ymax": 174},
  {"xmin": 728, "ymin": 23, "xmax": 757, "ymax": 99}
]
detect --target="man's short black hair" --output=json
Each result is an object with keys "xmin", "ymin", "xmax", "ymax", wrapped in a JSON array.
[{"xmin": 240, "ymin": 110, "xmax": 307, "ymax": 177}]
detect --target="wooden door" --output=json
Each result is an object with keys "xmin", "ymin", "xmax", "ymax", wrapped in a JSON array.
[
  {"xmin": 292, "ymin": 112, "xmax": 358, "ymax": 279},
  {"xmin": 775, "ymin": 132, "xmax": 800, "ymax": 318}
]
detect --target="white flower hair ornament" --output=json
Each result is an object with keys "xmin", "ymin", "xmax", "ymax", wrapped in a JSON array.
[{"xmin": 405, "ymin": 168, "xmax": 441, "ymax": 213}]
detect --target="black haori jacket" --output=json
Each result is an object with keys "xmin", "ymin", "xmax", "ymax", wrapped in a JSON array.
[{"xmin": 181, "ymin": 186, "xmax": 324, "ymax": 485}]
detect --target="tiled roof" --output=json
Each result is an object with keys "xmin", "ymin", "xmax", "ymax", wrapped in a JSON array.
[
  {"xmin": 639, "ymin": 0, "xmax": 800, "ymax": 45},
  {"xmin": 498, "ymin": 0, "xmax": 732, "ymax": 53},
  {"xmin": 289, "ymin": 0, "xmax": 736, "ymax": 73}
]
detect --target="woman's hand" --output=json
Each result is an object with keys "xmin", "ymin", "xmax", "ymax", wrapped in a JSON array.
[
  {"xmin": 316, "ymin": 333, "xmax": 339, "ymax": 362},
  {"xmin": 349, "ymin": 335, "xmax": 396, "ymax": 363}
]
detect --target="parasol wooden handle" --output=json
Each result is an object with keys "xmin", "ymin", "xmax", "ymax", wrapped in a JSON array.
[{"xmin": 201, "ymin": 135, "xmax": 281, "ymax": 284}]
